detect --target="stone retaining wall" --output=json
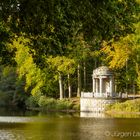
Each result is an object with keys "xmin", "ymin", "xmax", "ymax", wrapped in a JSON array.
[{"xmin": 80, "ymin": 98, "xmax": 120, "ymax": 112}]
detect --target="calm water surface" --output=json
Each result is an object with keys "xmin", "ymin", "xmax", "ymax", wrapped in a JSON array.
[{"xmin": 0, "ymin": 108, "xmax": 140, "ymax": 140}]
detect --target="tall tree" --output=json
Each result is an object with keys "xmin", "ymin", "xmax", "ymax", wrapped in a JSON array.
[
  {"xmin": 0, "ymin": 0, "xmax": 139, "ymax": 97},
  {"xmin": 102, "ymin": 22, "xmax": 140, "ymax": 91},
  {"xmin": 47, "ymin": 56, "xmax": 76, "ymax": 99},
  {"xmin": 8, "ymin": 36, "xmax": 46, "ymax": 95}
]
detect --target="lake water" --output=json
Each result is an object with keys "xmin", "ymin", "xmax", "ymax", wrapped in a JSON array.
[{"xmin": 0, "ymin": 108, "xmax": 140, "ymax": 140}]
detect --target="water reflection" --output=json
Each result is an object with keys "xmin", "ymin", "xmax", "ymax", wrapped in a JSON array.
[
  {"xmin": 106, "ymin": 113, "xmax": 140, "ymax": 118},
  {"xmin": 0, "ymin": 130, "xmax": 25, "ymax": 140},
  {"xmin": 0, "ymin": 116, "xmax": 51, "ymax": 124},
  {"xmin": 80, "ymin": 112, "xmax": 109, "ymax": 118},
  {"xmin": 0, "ymin": 107, "xmax": 38, "ymax": 116},
  {"xmin": 0, "ymin": 109, "xmax": 140, "ymax": 140},
  {"xmin": 0, "ymin": 116, "xmax": 140, "ymax": 140},
  {"xmin": 80, "ymin": 111, "xmax": 140, "ymax": 118}
]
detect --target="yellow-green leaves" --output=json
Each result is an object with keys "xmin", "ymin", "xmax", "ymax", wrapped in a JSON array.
[
  {"xmin": 9, "ymin": 36, "xmax": 45, "ymax": 95},
  {"xmin": 102, "ymin": 22, "xmax": 140, "ymax": 69},
  {"xmin": 102, "ymin": 22, "xmax": 140, "ymax": 88},
  {"xmin": 47, "ymin": 56, "xmax": 76, "ymax": 76},
  {"xmin": 102, "ymin": 37, "xmax": 131, "ymax": 69}
]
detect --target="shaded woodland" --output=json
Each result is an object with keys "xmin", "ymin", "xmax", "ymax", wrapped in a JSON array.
[{"xmin": 0, "ymin": 0, "xmax": 140, "ymax": 108}]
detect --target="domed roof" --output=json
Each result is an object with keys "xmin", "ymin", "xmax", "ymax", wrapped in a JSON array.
[{"xmin": 93, "ymin": 66, "xmax": 113, "ymax": 76}]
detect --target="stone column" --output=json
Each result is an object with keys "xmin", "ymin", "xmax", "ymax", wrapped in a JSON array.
[
  {"xmin": 95, "ymin": 79, "xmax": 99, "ymax": 93},
  {"xmin": 99, "ymin": 77, "xmax": 103, "ymax": 97},
  {"xmin": 93, "ymin": 78, "xmax": 96, "ymax": 93},
  {"xmin": 109, "ymin": 76, "xmax": 113, "ymax": 97}
]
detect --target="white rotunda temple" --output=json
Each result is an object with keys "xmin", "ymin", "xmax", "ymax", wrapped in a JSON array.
[
  {"xmin": 80, "ymin": 66, "xmax": 120, "ymax": 112},
  {"xmin": 92, "ymin": 66, "xmax": 115, "ymax": 98}
]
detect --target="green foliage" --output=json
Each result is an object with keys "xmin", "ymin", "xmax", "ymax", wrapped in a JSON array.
[
  {"xmin": 72, "ymin": 103, "xmax": 80, "ymax": 110},
  {"xmin": 106, "ymin": 99, "xmax": 140, "ymax": 112},
  {"xmin": 47, "ymin": 56, "xmax": 76, "ymax": 75},
  {"xmin": 0, "ymin": 66, "xmax": 27, "ymax": 107},
  {"xmin": 38, "ymin": 96, "xmax": 73, "ymax": 110},
  {"xmin": 0, "ymin": 22, "xmax": 14, "ymax": 65},
  {"xmin": 38, "ymin": 96, "xmax": 56, "ymax": 109},
  {"xmin": 26, "ymin": 95, "xmax": 75, "ymax": 110},
  {"xmin": 56, "ymin": 99, "xmax": 73, "ymax": 110},
  {"xmin": 25, "ymin": 92, "xmax": 42, "ymax": 108},
  {"xmin": 8, "ymin": 36, "xmax": 46, "ymax": 95},
  {"xmin": 0, "ymin": 0, "xmax": 140, "ymax": 107},
  {"xmin": 102, "ymin": 22, "xmax": 140, "ymax": 68},
  {"xmin": 1, "ymin": 0, "xmax": 138, "ymax": 67},
  {"xmin": 0, "ymin": 91, "xmax": 11, "ymax": 106},
  {"xmin": 102, "ymin": 22, "xmax": 140, "ymax": 89}
]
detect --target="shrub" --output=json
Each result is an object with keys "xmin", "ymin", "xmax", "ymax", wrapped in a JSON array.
[
  {"xmin": 56, "ymin": 99, "xmax": 73, "ymax": 110},
  {"xmin": 26, "ymin": 94, "xmax": 79, "ymax": 111},
  {"xmin": 25, "ymin": 92, "xmax": 42, "ymax": 108},
  {"xmin": 0, "ymin": 91, "xmax": 12, "ymax": 106},
  {"xmin": 38, "ymin": 97, "xmax": 73, "ymax": 110},
  {"xmin": 72, "ymin": 104, "xmax": 80, "ymax": 110},
  {"xmin": 38, "ymin": 96, "xmax": 56, "ymax": 109},
  {"xmin": 25, "ymin": 96, "xmax": 38, "ymax": 108},
  {"xmin": 106, "ymin": 99, "xmax": 140, "ymax": 112}
]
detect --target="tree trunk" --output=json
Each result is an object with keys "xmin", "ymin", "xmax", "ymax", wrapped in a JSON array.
[
  {"xmin": 133, "ymin": 81, "xmax": 136, "ymax": 99},
  {"xmin": 83, "ymin": 62, "xmax": 86, "ymax": 91},
  {"xmin": 125, "ymin": 59, "xmax": 128, "ymax": 94},
  {"xmin": 68, "ymin": 73, "xmax": 72, "ymax": 98},
  {"xmin": 94, "ymin": 58, "xmax": 97, "ymax": 68},
  {"xmin": 12, "ymin": 92, "xmax": 17, "ymax": 105},
  {"xmin": 77, "ymin": 64, "xmax": 81, "ymax": 97},
  {"xmin": 135, "ymin": 61, "xmax": 139, "ymax": 94},
  {"xmin": 59, "ymin": 72, "xmax": 63, "ymax": 100}
]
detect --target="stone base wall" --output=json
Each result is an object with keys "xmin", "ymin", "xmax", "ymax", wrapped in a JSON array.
[
  {"xmin": 80, "ymin": 112, "xmax": 107, "ymax": 118},
  {"xmin": 80, "ymin": 98, "xmax": 120, "ymax": 112}
]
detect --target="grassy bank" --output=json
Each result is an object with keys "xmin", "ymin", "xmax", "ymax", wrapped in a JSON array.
[
  {"xmin": 106, "ymin": 99, "xmax": 140, "ymax": 115},
  {"xmin": 26, "ymin": 95, "xmax": 80, "ymax": 112}
]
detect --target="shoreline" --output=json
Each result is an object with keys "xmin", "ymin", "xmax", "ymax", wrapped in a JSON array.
[
  {"xmin": 27, "ymin": 107, "xmax": 80, "ymax": 113},
  {"xmin": 105, "ymin": 110, "xmax": 140, "ymax": 115}
]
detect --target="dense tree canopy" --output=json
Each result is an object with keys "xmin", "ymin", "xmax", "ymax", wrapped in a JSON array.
[{"xmin": 0, "ymin": 0, "xmax": 140, "ymax": 102}]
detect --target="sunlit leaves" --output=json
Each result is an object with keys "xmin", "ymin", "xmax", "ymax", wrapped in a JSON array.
[
  {"xmin": 102, "ymin": 38, "xmax": 131, "ymax": 69},
  {"xmin": 47, "ymin": 56, "xmax": 76, "ymax": 76},
  {"xmin": 0, "ymin": 0, "xmax": 140, "ymax": 96},
  {"xmin": 8, "ymin": 36, "xmax": 45, "ymax": 95},
  {"xmin": 102, "ymin": 22, "xmax": 140, "ymax": 88}
]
